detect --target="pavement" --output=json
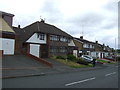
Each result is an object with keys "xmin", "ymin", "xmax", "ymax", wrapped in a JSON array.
[{"xmin": 2, "ymin": 54, "xmax": 117, "ymax": 79}]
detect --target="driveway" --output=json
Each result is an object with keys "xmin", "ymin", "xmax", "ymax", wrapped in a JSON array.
[{"xmin": 2, "ymin": 55, "xmax": 51, "ymax": 78}]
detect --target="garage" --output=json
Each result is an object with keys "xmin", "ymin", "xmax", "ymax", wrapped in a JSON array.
[{"xmin": 30, "ymin": 44, "xmax": 40, "ymax": 58}]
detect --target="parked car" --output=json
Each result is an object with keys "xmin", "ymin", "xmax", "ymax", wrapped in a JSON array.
[{"xmin": 81, "ymin": 55, "xmax": 94, "ymax": 63}]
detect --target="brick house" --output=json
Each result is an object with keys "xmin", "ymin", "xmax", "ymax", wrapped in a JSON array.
[
  {"xmin": 13, "ymin": 19, "xmax": 77, "ymax": 58},
  {"xmin": 73, "ymin": 36, "xmax": 95, "ymax": 57},
  {"xmin": 73, "ymin": 36, "xmax": 114, "ymax": 58}
]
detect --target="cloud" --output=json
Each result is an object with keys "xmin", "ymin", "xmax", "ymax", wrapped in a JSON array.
[
  {"xmin": 39, "ymin": 0, "xmax": 64, "ymax": 23},
  {"xmin": 0, "ymin": 0, "xmax": 118, "ymax": 48}
]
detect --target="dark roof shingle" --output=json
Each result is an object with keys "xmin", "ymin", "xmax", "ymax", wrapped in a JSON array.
[{"xmin": 13, "ymin": 21, "xmax": 72, "ymax": 42}]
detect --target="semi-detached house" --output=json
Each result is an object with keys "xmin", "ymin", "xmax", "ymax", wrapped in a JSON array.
[
  {"xmin": 14, "ymin": 19, "xmax": 77, "ymax": 58},
  {"xmin": 73, "ymin": 36, "xmax": 114, "ymax": 58}
]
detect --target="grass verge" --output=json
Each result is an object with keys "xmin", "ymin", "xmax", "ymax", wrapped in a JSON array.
[
  {"xmin": 54, "ymin": 58, "xmax": 93, "ymax": 68},
  {"xmin": 97, "ymin": 59, "xmax": 115, "ymax": 64}
]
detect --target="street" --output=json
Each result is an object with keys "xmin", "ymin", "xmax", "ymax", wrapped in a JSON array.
[{"xmin": 2, "ymin": 64, "xmax": 118, "ymax": 88}]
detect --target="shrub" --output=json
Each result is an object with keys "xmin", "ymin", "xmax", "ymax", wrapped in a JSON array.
[
  {"xmin": 56, "ymin": 55, "xmax": 67, "ymax": 59},
  {"xmin": 67, "ymin": 54, "xmax": 77, "ymax": 62},
  {"xmin": 50, "ymin": 55, "xmax": 56, "ymax": 59},
  {"xmin": 77, "ymin": 58, "xmax": 89, "ymax": 65}
]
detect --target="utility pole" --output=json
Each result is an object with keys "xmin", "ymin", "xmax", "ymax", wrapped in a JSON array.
[{"xmin": 115, "ymin": 38, "xmax": 117, "ymax": 62}]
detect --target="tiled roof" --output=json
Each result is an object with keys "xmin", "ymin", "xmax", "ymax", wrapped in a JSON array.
[{"xmin": 13, "ymin": 21, "xmax": 72, "ymax": 42}]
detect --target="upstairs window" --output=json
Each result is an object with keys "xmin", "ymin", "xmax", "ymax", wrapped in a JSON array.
[
  {"xmin": 60, "ymin": 36, "xmax": 67, "ymax": 42},
  {"xmin": 83, "ymin": 43, "xmax": 89, "ymax": 48},
  {"xmin": 37, "ymin": 33, "xmax": 45, "ymax": 40},
  {"xmin": 50, "ymin": 35, "xmax": 59, "ymax": 41}
]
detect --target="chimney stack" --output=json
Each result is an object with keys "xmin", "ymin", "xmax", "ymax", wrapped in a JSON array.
[
  {"xmin": 80, "ymin": 36, "xmax": 83, "ymax": 39},
  {"xmin": 103, "ymin": 44, "xmax": 105, "ymax": 46},
  {"xmin": 96, "ymin": 41, "xmax": 98, "ymax": 43},
  {"xmin": 18, "ymin": 25, "xmax": 20, "ymax": 28}
]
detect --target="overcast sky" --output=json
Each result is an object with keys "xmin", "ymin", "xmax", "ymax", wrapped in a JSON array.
[{"xmin": 0, "ymin": 0, "xmax": 119, "ymax": 49}]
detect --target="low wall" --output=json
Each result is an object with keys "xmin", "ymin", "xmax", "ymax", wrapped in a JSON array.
[{"xmin": 21, "ymin": 50, "xmax": 53, "ymax": 68}]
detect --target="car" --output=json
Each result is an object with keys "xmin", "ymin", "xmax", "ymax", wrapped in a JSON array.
[{"xmin": 81, "ymin": 55, "xmax": 94, "ymax": 63}]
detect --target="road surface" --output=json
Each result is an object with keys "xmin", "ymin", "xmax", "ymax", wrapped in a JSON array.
[{"xmin": 2, "ymin": 64, "xmax": 119, "ymax": 88}]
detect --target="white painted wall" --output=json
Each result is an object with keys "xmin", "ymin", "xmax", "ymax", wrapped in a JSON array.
[
  {"xmin": 30, "ymin": 44, "xmax": 40, "ymax": 58},
  {"xmin": 0, "ymin": 38, "xmax": 15, "ymax": 55},
  {"xmin": 27, "ymin": 33, "xmax": 46, "ymax": 44},
  {"xmin": 91, "ymin": 52, "xmax": 96, "ymax": 58},
  {"xmin": 68, "ymin": 40, "xmax": 75, "ymax": 46},
  {"xmin": 73, "ymin": 50, "xmax": 77, "ymax": 57}
]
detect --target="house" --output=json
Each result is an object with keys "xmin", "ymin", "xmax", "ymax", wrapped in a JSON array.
[
  {"xmin": 91, "ymin": 41, "xmax": 105, "ymax": 58},
  {"xmin": 13, "ymin": 19, "xmax": 77, "ymax": 58},
  {"xmin": 74, "ymin": 36, "xmax": 95, "ymax": 57},
  {"xmin": 0, "ymin": 11, "xmax": 15, "ymax": 55},
  {"xmin": 73, "ymin": 36, "xmax": 114, "ymax": 59}
]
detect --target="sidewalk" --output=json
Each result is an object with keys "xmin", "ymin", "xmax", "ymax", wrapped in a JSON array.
[{"xmin": 2, "ymin": 55, "xmax": 108, "ymax": 79}]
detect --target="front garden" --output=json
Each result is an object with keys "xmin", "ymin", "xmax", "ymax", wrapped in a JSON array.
[{"xmin": 51, "ymin": 55, "xmax": 93, "ymax": 68}]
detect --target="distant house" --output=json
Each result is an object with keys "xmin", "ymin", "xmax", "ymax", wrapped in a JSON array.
[
  {"xmin": 91, "ymin": 41, "xmax": 105, "ymax": 58},
  {"xmin": 73, "ymin": 36, "xmax": 114, "ymax": 58},
  {"xmin": 0, "ymin": 11, "xmax": 15, "ymax": 55},
  {"xmin": 14, "ymin": 19, "xmax": 77, "ymax": 58},
  {"xmin": 74, "ymin": 36, "xmax": 95, "ymax": 57}
]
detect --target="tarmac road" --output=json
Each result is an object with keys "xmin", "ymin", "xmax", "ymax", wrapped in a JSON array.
[{"xmin": 2, "ymin": 64, "xmax": 119, "ymax": 88}]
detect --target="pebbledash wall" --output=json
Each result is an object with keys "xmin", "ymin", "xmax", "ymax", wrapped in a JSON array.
[{"xmin": 26, "ymin": 33, "xmax": 47, "ymax": 58}]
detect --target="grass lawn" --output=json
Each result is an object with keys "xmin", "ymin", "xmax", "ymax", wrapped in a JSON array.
[
  {"xmin": 54, "ymin": 58, "xmax": 93, "ymax": 68},
  {"xmin": 97, "ymin": 59, "xmax": 116, "ymax": 64}
]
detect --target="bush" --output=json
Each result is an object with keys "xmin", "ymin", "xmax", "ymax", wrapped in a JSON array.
[
  {"xmin": 67, "ymin": 54, "xmax": 77, "ymax": 62},
  {"xmin": 56, "ymin": 55, "xmax": 67, "ymax": 59},
  {"xmin": 77, "ymin": 58, "xmax": 89, "ymax": 65}
]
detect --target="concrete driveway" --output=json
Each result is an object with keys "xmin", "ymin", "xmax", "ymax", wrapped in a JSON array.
[{"xmin": 2, "ymin": 54, "xmax": 51, "ymax": 78}]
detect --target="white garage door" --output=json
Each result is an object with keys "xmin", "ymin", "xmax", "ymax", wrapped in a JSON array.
[
  {"xmin": 73, "ymin": 50, "xmax": 77, "ymax": 57},
  {"xmin": 0, "ymin": 38, "xmax": 15, "ymax": 55},
  {"xmin": 30, "ymin": 44, "xmax": 40, "ymax": 58}
]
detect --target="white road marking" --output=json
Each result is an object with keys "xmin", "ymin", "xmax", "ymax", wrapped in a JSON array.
[
  {"xmin": 65, "ymin": 77, "xmax": 96, "ymax": 86},
  {"xmin": 105, "ymin": 72, "xmax": 116, "ymax": 76}
]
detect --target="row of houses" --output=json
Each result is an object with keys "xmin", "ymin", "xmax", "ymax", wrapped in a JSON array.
[{"xmin": 0, "ymin": 11, "xmax": 114, "ymax": 59}]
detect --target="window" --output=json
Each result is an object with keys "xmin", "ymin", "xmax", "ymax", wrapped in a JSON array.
[
  {"xmin": 60, "ymin": 36, "xmax": 67, "ymax": 42},
  {"xmin": 37, "ymin": 33, "xmax": 45, "ymax": 40},
  {"xmin": 40, "ymin": 34, "xmax": 45, "ymax": 40},
  {"xmin": 67, "ymin": 39, "xmax": 70, "ymax": 43},
  {"xmin": 60, "ymin": 47, "xmax": 67, "ymax": 53},
  {"xmin": 50, "ymin": 47, "xmax": 56, "ymax": 53},
  {"xmin": 83, "ymin": 43, "xmax": 89, "ymax": 48},
  {"xmin": 50, "ymin": 35, "xmax": 59, "ymax": 41}
]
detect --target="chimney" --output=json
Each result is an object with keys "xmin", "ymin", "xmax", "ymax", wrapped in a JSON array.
[
  {"xmin": 103, "ymin": 44, "xmax": 105, "ymax": 46},
  {"xmin": 80, "ymin": 36, "xmax": 83, "ymax": 39},
  {"xmin": 18, "ymin": 25, "xmax": 20, "ymax": 28},
  {"xmin": 96, "ymin": 41, "xmax": 98, "ymax": 43},
  {"xmin": 41, "ymin": 18, "xmax": 45, "ymax": 23}
]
